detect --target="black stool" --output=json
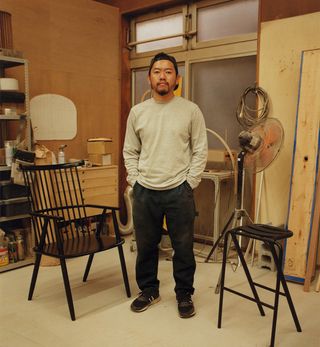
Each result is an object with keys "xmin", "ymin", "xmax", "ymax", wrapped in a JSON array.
[{"xmin": 218, "ymin": 224, "xmax": 302, "ymax": 347}]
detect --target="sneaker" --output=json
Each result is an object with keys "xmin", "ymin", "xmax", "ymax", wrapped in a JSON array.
[
  {"xmin": 177, "ymin": 292, "xmax": 195, "ymax": 318},
  {"xmin": 130, "ymin": 290, "xmax": 161, "ymax": 312}
]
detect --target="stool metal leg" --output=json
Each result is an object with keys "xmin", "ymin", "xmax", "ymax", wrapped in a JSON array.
[
  {"xmin": 269, "ymin": 242, "xmax": 281, "ymax": 347},
  {"xmin": 217, "ymin": 231, "xmax": 230, "ymax": 328},
  {"xmin": 231, "ymin": 233, "xmax": 265, "ymax": 317},
  {"xmin": 270, "ymin": 243, "xmax": 302, "ymax": 333}
]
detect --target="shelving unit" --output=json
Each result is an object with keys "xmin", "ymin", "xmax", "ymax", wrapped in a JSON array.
[{"xmin": 0, "ymin": 55, "xmax": 33, "ymax": 272}]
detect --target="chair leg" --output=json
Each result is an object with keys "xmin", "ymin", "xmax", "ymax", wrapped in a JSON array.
[
  {"xmin": 218, "ymin": 231, "xmax": 229, "ymax": 328},
  {"xmin": 270, "ymin": 243, "xmax": 302, "ymax": 333},
  {"xmin": 60, "ymin": 258, "xmax": 76, "ymax": 321},
  {"xmin": 117, "ymin": 245, "xmax": 131, "ymax": 297},
  {"xmin": 28, "ymin": 253, "xmax": 42, "ymax": 300},
  {"xmin": 83, "ymin": 254, "xmax": 94, "ymax": 282},
  {"xmin": 232, "ymin": 234, "xmax": 265, "ymax": 317}
]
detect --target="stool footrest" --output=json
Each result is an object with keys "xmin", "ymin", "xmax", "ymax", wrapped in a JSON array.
[
  {"xmin": 253, "ymin": 282, "xmax": 286, "ymax": 296},
  {"xmin": 225, "ymin": 287, "xmax": 274, "ymax": 310}
]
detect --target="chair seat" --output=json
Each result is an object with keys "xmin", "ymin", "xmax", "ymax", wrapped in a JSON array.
[
  {"xmin": 231, "ymin": 224, "xmax": 293, "ymax": 242},
  {"xmin": 34, "ymin": 234, "xmax": 124, "ymax": 258}
]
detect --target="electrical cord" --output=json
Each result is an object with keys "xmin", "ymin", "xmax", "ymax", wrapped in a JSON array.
[{"xmin": 236, "ymin": 85, "xmax": 269, "ymax": 129}]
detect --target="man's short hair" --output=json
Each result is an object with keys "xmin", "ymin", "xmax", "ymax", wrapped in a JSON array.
[{"xmin": 148, "ymin": 52, "xmax": 179, "ymax": 76}]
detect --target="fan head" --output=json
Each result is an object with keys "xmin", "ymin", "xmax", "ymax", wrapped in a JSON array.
[{"xmin": 239, "ymin": 118, "xmax": 284, "ymax": 172}]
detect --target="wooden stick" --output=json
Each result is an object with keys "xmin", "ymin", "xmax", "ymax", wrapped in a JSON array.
[
  {"xmin": 316, "ymin": 272, "xmax": 320, "ymax": 292},
  {"xmin": 303, "ymin": 165, "xmax": 320, "ymax": 291}
]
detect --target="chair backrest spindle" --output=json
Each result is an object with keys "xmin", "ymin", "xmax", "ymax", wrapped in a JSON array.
[{"xmin": 22, "ymin": 162, "xmax": 89, "ymax": 246}]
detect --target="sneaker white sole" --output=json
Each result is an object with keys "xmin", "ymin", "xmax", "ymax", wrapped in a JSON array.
[
  {"xmin": 131, "ymin": 295, "xmax": 161, "ymax": 312},
  {"xmin": 179, "ymin": 309, "xmax": 196, "ymax": 318}
]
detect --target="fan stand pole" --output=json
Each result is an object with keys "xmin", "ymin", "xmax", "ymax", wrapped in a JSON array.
[
  {"xmin": 205, "ymin": 151, "xmax": 253, "ymax": 294},
  {"xmin": 244, "ymin": 171, "xmax": 264, "ymax": 266}
]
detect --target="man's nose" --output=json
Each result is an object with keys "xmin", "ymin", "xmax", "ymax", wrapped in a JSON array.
[{"xmin": 159, "ymin": 71, "xmax": 166, "ymax": 79}]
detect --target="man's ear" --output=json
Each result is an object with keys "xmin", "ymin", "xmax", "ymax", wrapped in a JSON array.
[{"xmin": 174, "ymin": 75, "xmax": 181, "ymax": 91}]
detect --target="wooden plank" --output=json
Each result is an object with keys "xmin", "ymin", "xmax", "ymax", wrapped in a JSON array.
[
  {"xmin": 258, "ymin": 13, "xmax": 320, "ymax": 227},
  {"xmin": 284, "ymin": 49, "xmax": 320, "ymax": 281},
  {"xmin": 303, "ymin": 166, "xmax": 320, "ymax": 291}
]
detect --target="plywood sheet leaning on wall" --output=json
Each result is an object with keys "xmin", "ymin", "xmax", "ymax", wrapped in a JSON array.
[{"xmin": 284, "ymin": 49, "xmax": 320, "ymax": 282}]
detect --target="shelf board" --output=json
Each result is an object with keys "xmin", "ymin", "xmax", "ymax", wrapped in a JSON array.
[
  {"xmin": 0, "ymin": 257, "xmax": 34, "ymax": 273},
  {"xmin": 0, "ymin": 196, "xmax": 29, "ymax": 205},
  {"xmin": 0, "ymin": 114, "xmax": 21, "ymax": 120},
  {"xmin": 0, "ymin": 56, "xmax": 27, "ymax": 68},
  {"xmin": 0, "ymin": 214, "xmax": 30, "ymax": 222}
]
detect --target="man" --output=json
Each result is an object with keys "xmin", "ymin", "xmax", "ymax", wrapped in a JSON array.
[{"xmin": 123, "ymin": 52, "xmax": 208, "ymax": 318}]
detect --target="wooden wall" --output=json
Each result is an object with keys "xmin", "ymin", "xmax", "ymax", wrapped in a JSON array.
[
  {"xmin": 260, "ymin": 0, "xmax": 320, "ymax": 22},
  {"xmin": 1, "ymin": 0, "xmax": 120, "ymax": 163},
  {"xmin": 96, "ymin": 0, "xmax": 185, "ymax": 14},
  {"xmin": 258, "ymin": 5, "xmax": 320, "ymax": 228}
]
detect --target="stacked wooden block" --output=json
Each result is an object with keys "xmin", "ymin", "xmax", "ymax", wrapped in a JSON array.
[{"xmin": 87, "ymin": 138, "xmax": 113, "ymax": 166}]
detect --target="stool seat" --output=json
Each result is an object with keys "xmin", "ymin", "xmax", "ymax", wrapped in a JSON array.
[
  {"xmin": 231, "ymin": 224, "xmax": 293, "ymax": 242},
  {"xmin": 218, "ymin": 223, "xmax": 302, "ymax": 347}
]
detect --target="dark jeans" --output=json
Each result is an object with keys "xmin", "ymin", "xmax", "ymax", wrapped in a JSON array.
[{"xmin": 132, "ymin": 181, "xmax": 196, "ymax": 296}]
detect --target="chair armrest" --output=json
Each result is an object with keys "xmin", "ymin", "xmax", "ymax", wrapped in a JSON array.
[
  {"xmin": 30, "ymin": 212, "xmax": 64, "ymax": 221},
  {"xmin": 83, "ymin": 204, "xmax": 119, "ymax": 211}
]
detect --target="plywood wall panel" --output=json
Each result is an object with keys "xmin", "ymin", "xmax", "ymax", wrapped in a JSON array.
[
  {"xmin": 258, "ymin": 12, "xmax": 320, "ymax": 227},
  {"xmin": 284, "ymin": 49, "xmax": 320, "ymax": 281}
]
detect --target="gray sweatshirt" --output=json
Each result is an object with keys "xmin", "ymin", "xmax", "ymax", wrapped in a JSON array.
[{"xmin": 123, "ymin": 96, "xmax": 208, "ymax": 190}]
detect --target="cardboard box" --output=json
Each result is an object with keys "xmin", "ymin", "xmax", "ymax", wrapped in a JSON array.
[
  {"xmin": 88, "ymin": 153, "xmax": 112, "ymax": 166},
  {"xmin": 87, "ymin": 140, "xmax": 113, "ymax": 154}
]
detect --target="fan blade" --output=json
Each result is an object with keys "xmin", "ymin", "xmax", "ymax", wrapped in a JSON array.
[{"xmin": 243, "ymin": 118, "xmax": 284, "ymax": 172}]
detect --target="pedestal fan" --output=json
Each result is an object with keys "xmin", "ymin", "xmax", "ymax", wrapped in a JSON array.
[{"xmin": 206, "ymin": 117, "xmax": 284, "ymax": 292}]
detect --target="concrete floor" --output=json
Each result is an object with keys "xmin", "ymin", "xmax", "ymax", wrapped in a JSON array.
[{"xmin": 0, "ymin": 237, "xmax": 319, "ymax": 347}]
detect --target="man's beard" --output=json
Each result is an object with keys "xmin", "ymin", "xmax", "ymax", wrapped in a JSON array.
[
  {"xmin": 151, "ymin": 81, "xmax": 170, "ymax": 95},
  {"xmin": 157, "ymin": 89, "xmax": 169, "ymax": 96}
]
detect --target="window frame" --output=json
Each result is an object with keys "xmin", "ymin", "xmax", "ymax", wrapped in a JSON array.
[
  {"xmin": 190, "ymin": 0, "xmax": 259, "ymax": 50},
  {"xmin": 129, "ymin": 5, "xmax": 189, "ymax": 59},
  {"xmin": 129, "ymin": 0, "xmax": 259, "ymax": 100}
]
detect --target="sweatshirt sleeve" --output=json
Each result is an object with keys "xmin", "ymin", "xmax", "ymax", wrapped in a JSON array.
[
  {"xmin": 123, "ymin": 110, "xmax": 140, "ymax": 187},
  {"xmin": 186, "ymin": 106, "xmax": 208, "ymax": 189}
]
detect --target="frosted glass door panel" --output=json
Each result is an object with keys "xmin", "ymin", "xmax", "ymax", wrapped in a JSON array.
[
  {"xmin": 191, "ymin": 56, "xmax": 256, "ymax": 150},
  {"xmin": 136, "ymin": 14, "xmax": 183, "ymax": 53},
  {"xmin": 133, "ymin": 65, "xmax": 185, "ymax": 105},
  {"xmin": 197, "ymin": 0, "xmax": 258, "ymax": 42}
]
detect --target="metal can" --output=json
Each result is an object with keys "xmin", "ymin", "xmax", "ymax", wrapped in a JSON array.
[
  {"xmin": 16, "ymin": 236, "xmax": 25, "ymax": 260},
  {"xmin": 8, "ymin": 240, "xmax": 18, "ymax": 263}
]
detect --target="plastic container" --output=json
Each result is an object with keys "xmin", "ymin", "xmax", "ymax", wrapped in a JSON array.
[
  {"xmin": 0, "ymin": 243, "xmax": 9, "ymax": 266},
  {"xmin": 58, "ymin": 145, "xmax": 67, "ymax": 164},
  {"xmin": 4, "ymin": 140, "xmax": 15, "ymax": 166},
  {"xmin": 8, "ymin": 239, "xmax": 18, "ymax": 263}
]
